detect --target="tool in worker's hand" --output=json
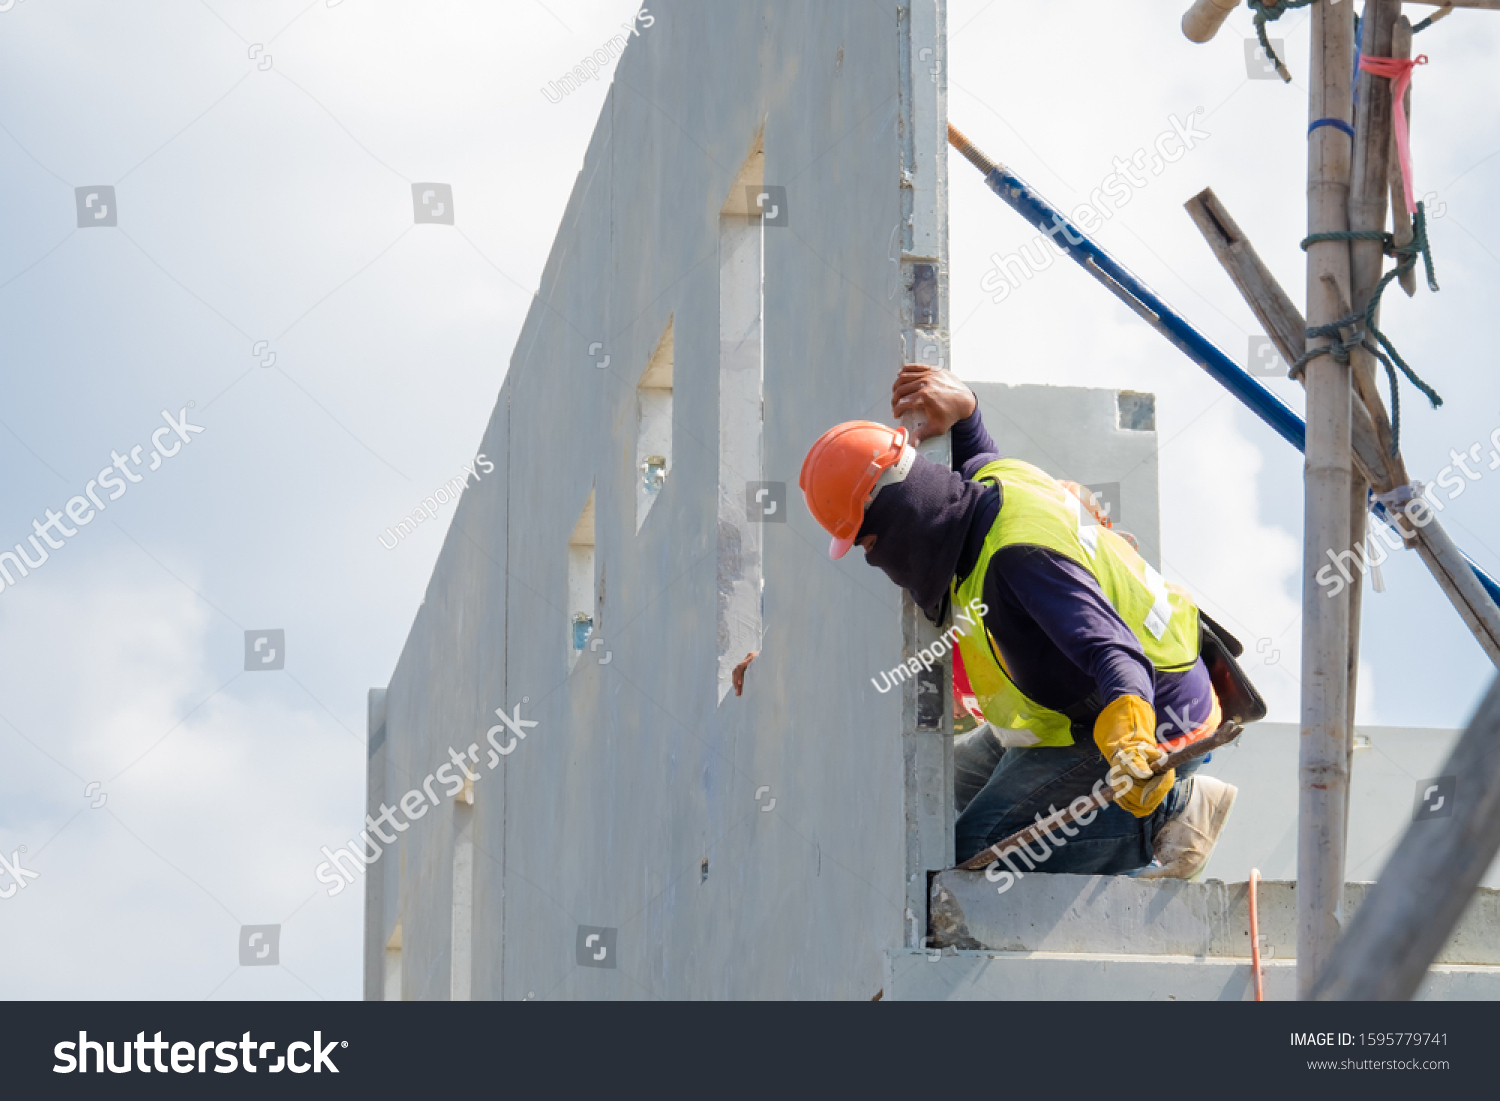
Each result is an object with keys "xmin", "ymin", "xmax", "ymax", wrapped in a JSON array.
[{"xmin": 955, "ymin": 720, "xmax": 1244, "ymax": 871}]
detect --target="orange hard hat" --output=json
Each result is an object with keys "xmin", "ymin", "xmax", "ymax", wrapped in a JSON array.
[{"xmin": 799, "ymin": 421, "xmax": 915, "ymax": 559}]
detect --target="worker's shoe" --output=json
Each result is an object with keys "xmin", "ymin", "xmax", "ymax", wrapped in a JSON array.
[{"xmin": 1137, "ymin": 775, "xmax": 1237, "ymax": 880}]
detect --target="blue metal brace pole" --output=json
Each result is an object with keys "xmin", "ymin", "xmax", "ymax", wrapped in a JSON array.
[{"xmin": 947, "ymin": 123, "xmax": 1500, "ymax": 611}]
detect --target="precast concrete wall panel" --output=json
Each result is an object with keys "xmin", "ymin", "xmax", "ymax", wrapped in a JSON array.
[
  {"xmin": 501, "ymin": 1, "xmax": 911, "ymax": 1002},
  {"xmin": 377, "ymin": 0, "xmax": 940, "ymax": 1000}
]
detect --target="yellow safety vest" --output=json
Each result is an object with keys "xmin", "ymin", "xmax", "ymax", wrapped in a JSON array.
[{"xmin": 951, "ymin": 459, "xmax": 1200, "ymax": 748}]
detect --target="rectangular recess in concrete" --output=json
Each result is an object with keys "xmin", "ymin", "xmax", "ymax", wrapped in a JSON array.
[
  {"xmin": 567, "ymin": 489, "xmax": 596, "ymax": 670},
  {"xmin": 450, "ymin": 802, "xmax": 474, "ymax": 1000},
  {"xmin": 716, "ymin": 140, "xmax": 766, "ymax": 704},
  {"xmin": 384, "ymin": 927, "xmax": 402, "ymax": 1001},
  {"xmin": 636, "ymin": 318, "xmax": 674, "ymax": 533}
]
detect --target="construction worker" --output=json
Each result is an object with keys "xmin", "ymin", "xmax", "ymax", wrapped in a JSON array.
[{"xmin": 799, "ymin": 365, "xmax": 1248, "ymax": 879}]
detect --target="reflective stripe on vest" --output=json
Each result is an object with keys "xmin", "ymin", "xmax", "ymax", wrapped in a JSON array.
[{"xmin": 950, "ymin": 459, "xmax": 1201, "ymax": 748}]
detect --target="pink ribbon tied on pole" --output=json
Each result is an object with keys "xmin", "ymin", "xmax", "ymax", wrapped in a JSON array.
[{"xmin": 1358, "ymin": 53, "xmax": 1429, "ymax": 215}]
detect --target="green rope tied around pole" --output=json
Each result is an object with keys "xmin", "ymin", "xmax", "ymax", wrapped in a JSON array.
[
  {"xmin": 1249, "ymin": 0, "xmax": 1318, "ymax": 83},
  {"xmin": 1294, "ymin": 202, "xmax": 1444, "ymax": 454}
]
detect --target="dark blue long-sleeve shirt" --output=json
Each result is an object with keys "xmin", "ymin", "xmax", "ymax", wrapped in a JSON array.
[{"xmin": 950, "ymin": 406, "xmax": 1213, "ymax": 741}]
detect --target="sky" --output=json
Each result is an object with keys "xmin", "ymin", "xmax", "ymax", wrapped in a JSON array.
[{"xmin": 0, "ymin": 0, "xmax": 1497, "ymax": 1000}]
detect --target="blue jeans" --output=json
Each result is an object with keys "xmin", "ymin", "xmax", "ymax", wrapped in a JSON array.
[{"xmin": 954, "ymin": 736, "xmax": 1197, "ymax": 873}]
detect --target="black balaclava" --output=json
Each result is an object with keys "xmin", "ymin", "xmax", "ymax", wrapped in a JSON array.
[{"xmin": 856, "ymin": 452, "xmax": 989, "ymax": 620}]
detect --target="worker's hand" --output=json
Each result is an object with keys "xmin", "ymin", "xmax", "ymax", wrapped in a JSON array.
[
  {"xmin": 1093, "ymin": 695, "xmax": 1174, "ymax": 818},
  {"xmin": 732, "ymin": 651, "xmax": 758, "ymax": 697},
  {"xmin": 891, "ymin": 364, "xmax": 976, "ymax": 443}
]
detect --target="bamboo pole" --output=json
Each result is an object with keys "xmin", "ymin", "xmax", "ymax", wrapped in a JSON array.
[
  {"xmin": 1389, "ymin": 17, "xmax": 1419, "ymax": 297},
  {"xmin": 1181, "ymin": 0, "xmax": 1239, "ymax": 42},
  {"xmin": 1344, "ymin": 482, "xmax": 1365, "ymax": 849},
  {"xmin": 1343, "ymin": 0, "xmax": 1397, "ymax": 856},
  {"xmin": 1350, "ymin": 1, "xmax": 1406, "ymax": 475},
  {"xmin": 1312, "ymin": 676, "xmax": 1500, "ymax": 1000},
  {"xmin": 1409, "ymin": 516, "xmax": 1500, "ymax": 666},
  {"xmin": 1180, "ymin": 192, "xmax": 1304, "ymax": 372},
  {"xmin": 1298, "ymin": 0, "xmax": 1357, "ymax": 1000}
]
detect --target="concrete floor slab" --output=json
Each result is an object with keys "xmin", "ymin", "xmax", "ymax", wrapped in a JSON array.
[
  {"xmin": 885, "ymin": 949, "xmax": 1500, "ymax": 1001},
  {"xmin": 930, "ymin": 871, "xmax": 1500, "ymax": 966}
]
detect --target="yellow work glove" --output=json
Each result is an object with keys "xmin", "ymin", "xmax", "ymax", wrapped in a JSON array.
[{"xmin": 1093, "ymin": 694, "xmax": 1174, "ymax": 818}]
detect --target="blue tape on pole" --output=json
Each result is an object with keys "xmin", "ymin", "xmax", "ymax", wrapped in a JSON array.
[
  {"xmin": 1467, "ymin": 554, "xmax": 1500, "ymax": 610},
  {"xmin": 1309, "ymin": 117, "xmax": 1356, "ymax": 138}
]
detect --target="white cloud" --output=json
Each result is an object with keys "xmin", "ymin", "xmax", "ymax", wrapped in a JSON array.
[{"xmin": 0, "ymin": 554, "xmax": 363, "ymax": 998}]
